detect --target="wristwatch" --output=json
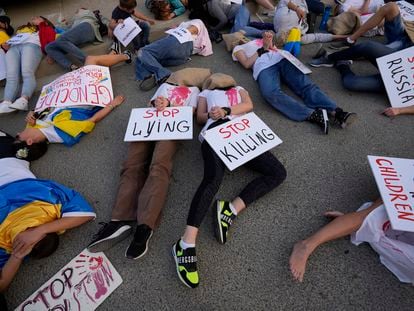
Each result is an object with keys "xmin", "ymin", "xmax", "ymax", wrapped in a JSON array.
[{"xmin": 222, "ymin": 107, "xmax": 231, "ymax": 116}]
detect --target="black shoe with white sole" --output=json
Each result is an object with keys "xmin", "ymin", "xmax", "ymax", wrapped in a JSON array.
[
  {"xmin": 334, "ymin": 108, "xmax": 357, "ymax": 128},
  {"xmin": 308, "ymin": 108, "xmax": 329, "ymax": 134},
  {"xmin": 125, "ymin": 224, "xmax": 153, "ymax": 259},
  {"xmin": 88, "ymin": 221, "xmax": 132, "ymax": 253}
]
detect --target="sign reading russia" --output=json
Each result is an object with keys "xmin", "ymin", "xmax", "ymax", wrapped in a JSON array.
[
  {"xmin": 35, "ymin": 65, "xmax": 114, "ymax": 112},
  {"xmin": 204, "ymin": 112, "xmax": 282, "ymax": 171},
  {"xmin": 368, "ymin": 155, "xmax": 414, "ymax": 232},
  {"xmin": 16, "ymin": 249, "xmax": 123, "ymax": 311},
  {"xmin": 124, "ymin": 106, "xmax": 193, "ymax": 141},
  {"xmin": 377, "ymin": 46, "xmax": 414, "ymax": 108}
]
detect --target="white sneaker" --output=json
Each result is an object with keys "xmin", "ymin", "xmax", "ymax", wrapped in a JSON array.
[
  {"xmin": 9, "ymin": 97, "xmax": 29, "ymax": 111},
  {"xmin": 0, "ymin": 102, "xmax": 16, "ymax": 114}
]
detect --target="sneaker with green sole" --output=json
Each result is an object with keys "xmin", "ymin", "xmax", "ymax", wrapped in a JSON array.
[
  {"xmin": 216, "ymin": 200, "xmax": 236, "ymax": 244},
  {"xmin": 172, "ymin": 240, "xmax": 199, "ymax": 288}
]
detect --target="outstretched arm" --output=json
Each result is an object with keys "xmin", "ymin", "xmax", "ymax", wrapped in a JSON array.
[
  {"xmin": 383, "ymin": 105, "xmax": 414, "ymax": 117},
  {"xmin": 0, "ymin": 254, "xmax": 26, "ymax": 292},
  {"xmin": 88, "ymin": 95, "xmax": 125, "ymax": 123}
]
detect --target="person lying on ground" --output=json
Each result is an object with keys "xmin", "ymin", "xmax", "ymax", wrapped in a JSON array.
[
  {"xmin": 232, "ymin": 31, "xmax": 356, "ymax": 134},
  {"xmin": 150, "ymin": 0, "xmax": 187, "ymax": 20},
  {"xmin": 88, "ymin": 72, "xmax": 202, "ymax": 259},
  {"xmin": 136, "ymin": 19, "xmax": 212, "ymax": 92},
  {"xmin": 0, "ymin": 16, "xmax": 56, "ymax": 114},
  {"xmin": 171, "ymin": 73, "xmax": 287, "ymax": 288},
  {"xmin": 289, "ymin": 198, "xmax": 414, "ymax": 284}
]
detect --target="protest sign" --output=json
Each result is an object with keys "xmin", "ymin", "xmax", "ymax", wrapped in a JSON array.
[
  {"xmin": 113, "ymin": 17, "xmax": 142, "ymax": 47},
  {"xmin": 397, "ymin": 1, "xmax": 414, "ymax": 21},
  {"xmin": 377, "ymin": 46, "xmax": 414, "ymax": 108},
  {"xmin": 279, "ymin": 49, "xmax": 312, "ymax": 74},
  {"xmin": 165, "ymin": 27, "xmax": 193, "ymax": 44},
  {"xmin": 35, "ymin": 65, "xmax": 114, "ymax": 112},
  {"xmin": 368, "ymin": 155, "xmax": 414, "ymax": 232},
  {"xmin": 124, "ymin": 106, "xmax": 193, "ymax": 141},
  {"xmin": 16, "ymin": 249, "xmax": 123, "ymax": 311},
  {"xmin": 204, "ymin": 112, "xmax": 282, "ymax": 171},
  {"xmin": 7, "ymin": 33, "xmax": 31, "ymax": 45}
]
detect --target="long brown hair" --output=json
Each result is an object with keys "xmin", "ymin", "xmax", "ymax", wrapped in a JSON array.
[{"xmin": 16, "ymin": 16, "xmax": 55, "ymax": 32}]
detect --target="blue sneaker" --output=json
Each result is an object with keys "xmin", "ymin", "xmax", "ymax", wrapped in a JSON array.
[{"xmin": 309, "ymin": 54, "xmax": 334, "ymax": 68}]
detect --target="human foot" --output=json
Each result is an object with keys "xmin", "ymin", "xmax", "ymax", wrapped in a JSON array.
[{"xmin": 289, "ymin": 240, "xmax": 313, "ymax": 282}]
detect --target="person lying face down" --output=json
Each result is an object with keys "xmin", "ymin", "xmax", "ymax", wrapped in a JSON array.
[
  {"xmin": 0, "ymin": 129, "xmax": 95, "ymax": 292},
  {"xmin": 16, "ymin": 95, "xmax": 125, "ymax": 147}
]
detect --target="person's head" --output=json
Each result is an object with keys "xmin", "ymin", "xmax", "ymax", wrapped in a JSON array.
[
  {"xmin": 17, "ymin": 16, "xmax": 54, "ymax": 32},
  {"xmin": 29, "ymin": 233, "xmax": 59, "ymax": 259},
  {"xmin": 151, "ymin": 1, "xmax": 172, "ymax": 20},
  {"xmin": 0, "ymin": 15, "xmax": 14, "ymax": 36},
  {"xmin": 202, "ymin": 73, "xmax": 237, "ymax": 91},
  {"xmin": 13, "ymin": 134, "xmax": 48, "ymax": 161},
  {"xmin": 119, "ymin": 0, "xmax": 137, "ymax": 13},
  {"xmin": 151, "ymin": 95, "xmax": 170, "ymax": 107},
  {"xmin": 16, "ymin": 127, "xmax": 47, "ymax": 145}
]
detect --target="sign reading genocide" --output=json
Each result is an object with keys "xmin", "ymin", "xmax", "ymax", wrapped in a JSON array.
[
  {"xmin": 204, "ymin": 112, "xmax": 283, "ymax": 171},
  {"xmin": 377, "ymin": 46, "xmax": 414, "ymax": 108},
  {"xmin": 124, "ymin": 106, "xmax": 193, "ymax": 141},
  {"xmin": 16, "ymin": 249, "xmax": 123, "ymax": 311},
  {"xmin": 368, "ymin": 155, "xmax": 414, "ymax": 232},
  {"xmin": 35, "ymin": 65, "xmax": 114, "ymax": 112},
  {"xmin": 113, "ymin": 17, "xmax": 142, "ymax": 47}
]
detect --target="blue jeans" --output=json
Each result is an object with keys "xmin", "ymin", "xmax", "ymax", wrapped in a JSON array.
[
  {"xmin": 135, "ymin": 35, "xmax": 193, "ymax": 82},
  {"xmin": 45, "ymin": 22, "xmax": 95, "ymax": 69},
  {"xmin": 306, "ymin": 0, "xmax": 325, "ymax": 15},
  {"xmin": 132, "ymin": 21, "xmax": 150, "ymax": 50},
  {"xmin": 336, "ymin": 64, "xmax": 384, "ymax": 93},
  {"xmin": 257, "ymin": 59, "xmax": 337, "ymax": 121},
  {"xmin": 4, "ymin": 43, "xmax": 42, "ymax": 101},
  {"xmin": 231, "ymin": 5, "xmax": 263, "ymax": 38}
]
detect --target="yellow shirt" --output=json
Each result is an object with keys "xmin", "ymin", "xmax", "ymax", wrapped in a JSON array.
[{"xmin": 0, "ymin": 31, "xmax": 9, "ymax": 45}]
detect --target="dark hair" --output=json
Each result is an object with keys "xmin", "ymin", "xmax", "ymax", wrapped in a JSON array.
[
  {"xmin": 39, "ymin": 16, "xmax": 55, "ymax": 29},
  {"xmin": 151, "ymin": 0, "xmax": 172, "ymax": 20},
  {"xmin": 0, "ymin": 15, "xmax": 14, "ymax": 36},
  {"xmin": 30, "ymin": 233, "xmax": 59, "ymax": 259},
  {"xmin": 120, "ymin": 0, "xmax": 137, "ymax": 10},
  {"xmin": 14, "ymin": 141, "xmax": 48, "ymax": 161}
]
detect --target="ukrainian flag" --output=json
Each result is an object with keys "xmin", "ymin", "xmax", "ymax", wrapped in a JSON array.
[{"xmin": 283, "ymin": 28, "xmax": 301, "ymax": 57}]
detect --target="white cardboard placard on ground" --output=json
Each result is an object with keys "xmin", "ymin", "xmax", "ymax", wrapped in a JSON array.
[
  {"xmin": 377, "ymin": 46, "xmax": 414, "ymax": 108},
  {"xmin": 124, "ymin": 106, "xmax": 193, "ymax": 141},
  {"xmin": 204, "ymin": 112, "xmax": 282, "ymax": 171},
  {"xmin": 16, "ymin": 249, "xmax": 123, "ymax": 311},
  {"xmin": 397, "ymin": 1, "xmax": 414, "ymax": 21},
  {"xmin": 113, "ymin": 17, "xmax": 142, "ymax": 47},
  {"xmin": 279, "ymin": 49, "xmax": 312, "ymax": 75},
  {"xmin": 35, "ymin": 65, "xmax": 114, "ymax": 112},
  {"xmin": 165, "ymin": 27, "xmax": 193, "ymax": 43},
  {"xmin": 368, "ymin": 155, "xmax": 414, "ymax": 232}
]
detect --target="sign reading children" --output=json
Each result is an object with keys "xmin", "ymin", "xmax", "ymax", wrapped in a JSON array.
[
  {"xmin": 113, "ymin": 17, "xmax": 142, "ymax": 47},
  {"xmin": 377, "ymin": 46, "xmax": 414, "ymax": 108},
  {"xmin": 16, "ymin": 249, "xmax": 123, "ymax": 311},
  {"xmin": 35, "ymin": 65, "xmax": 114, "ymax": 112},
  {"xmin": 368, "ymin": 155, "xmax": 414, "ymax": 232},
  {"xmin": 204, "ymin": 112, "xmax": 283, "ymax": 171},
  {"xmin": 124, "ymin": 106, "xmax": 193, "ymax": 141}
]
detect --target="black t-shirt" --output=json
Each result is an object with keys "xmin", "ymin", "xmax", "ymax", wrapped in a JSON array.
[
  {"xmin": 0, "ymin": 130, "xmax": 17, "ymax": 159},
  {"xmin": 112, "ymin": 6, "xmax": 134, "ymax": 21}
]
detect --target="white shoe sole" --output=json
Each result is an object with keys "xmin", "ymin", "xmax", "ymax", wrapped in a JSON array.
[
  {"xmin": 216, "ymin": 201, "xmax": 224, "ymax": 244},
  {"xmin": 125, "ymin": 230, "xmax": 153, "ymax": 260},
  {"xmin": 87, "ymin": 225, "xmax": 132, "ymax": 253},
  {"xmin": 322, "ymin": 109, "xmax": 329, "ymax": 135}
]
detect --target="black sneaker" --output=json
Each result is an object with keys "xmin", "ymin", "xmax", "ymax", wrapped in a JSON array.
[
  {"xmin": 329, "ymin": 39, "xmax": 354, "ymax": 50},
  {"xmin": 172, "ymin": 240, "xmax": 199, "ymax": 288},
  {"xmin": 157, "ymin": 74, "xmax": 170, "ymax": 86},
  {"xmin": 334, "ymin": 108, "xmax": 357, "ymax": 129},
  {"xmin": 139, "ymin": 75, "xmax": 156, "ymax": 91},
  {"xmin": 87, "ymin": 221, "xmax": 132, "ymax": 253},
  {"xmin": 215, "ymin": 200, "xmax": 236, "ymax": 244},
  {"xmin": 125, "ymin": 224, "xmax": 153, "ymax": 259},
  {"xmin": 308, "ymin": 109, "xmax": 329, "ymax": 134},
  {"xmin": 123, "ymin": 50, "xmax": 132, "ymax": 64}
]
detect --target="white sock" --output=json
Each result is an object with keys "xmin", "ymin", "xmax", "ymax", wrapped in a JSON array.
[
  {"xmin": 180, "ymin": 239, "xmax": 195, "ymax": 249},
  {"xmin": 346, "ymin": 37, "xmax": 355, "ymax": 44},
  {"xmin": 229, "ymin": 203, "xmax": 238, "ymax": 215}
]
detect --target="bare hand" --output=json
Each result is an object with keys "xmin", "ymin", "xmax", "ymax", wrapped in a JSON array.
[
  {"xmin": 1, "ymin": 43, "xmax": 9, "ymax": 51},
  {"xmin": 153, "ymin": 96, "xmax": 169, "ymax": 111},
  {"xmin": 148, "ymin": 19, "xmax": 156, "ymax": 25},
  {"xmin": 295, "ymin": 8, "xmax": 306, "ymax": 21},
  {"xmin": 13, "ymin": 227, "xmax": 46, "ymax": 256},
  {"xmin": 382, "ymin": 107, "xmax": 400, "ymax": 117},
  {"xmin": 25, "ymin": 111, "xmax": 36, "ymax": 126},
  {"xmin": 262, "ymin": 31, "xmax": 274, "ymax": 50},
  {"xmin": 209, "ymin": 106, "xmax": 225, "ymax": 120}
]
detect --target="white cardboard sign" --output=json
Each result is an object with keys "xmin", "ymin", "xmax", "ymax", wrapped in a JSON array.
[
  {"xmin": 35, "ymin": 65, "xmax": 114, "ymax": 112},
  {"xmin": 377, "ymin": 46, "xmax": 414, "ymax": 108},
  {"xmin": 7, "ymin": 33, "xmax": 31, "ymax": 45},
  {"xmin": 124, "ymin": 106, "xmax": 193, "ymax": 141},
  {"xmin": 368, "ymin": 155, "xmax": 414, "ymax": 232},
  {"xmin": 113, "ymin": 17, "xmax": 142, "ymax": 47},
  {"xmin": 165, "ymin": 27, "xmax": 193, "ymax": 43},
  {"xmin": 204, "ymin": 112, "xmax": 282, "ymax": 171},
  {"xmin": 279, "ymin": 49, "xmax": 312, "ymax": 75},
  {"xmin": 16, "ymin": 249, "xmax": 123, "ymax": 311},
  {"xmin": 397, "ymin": 1, "xmax": 414, "ymax": 21}
]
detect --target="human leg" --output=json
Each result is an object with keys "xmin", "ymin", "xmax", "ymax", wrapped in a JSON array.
[
  {"xmin": 3, "ymin": 45, "xmax": 20, "ymax": 102},
  {"xmin": 257, "ymin": 63, "xmax": 314, "ymax": 121},
  {"xmin": 208, "ymin": 0, "xmax": 230, "ymax": 30},
  {"xmin": 84, "ymin": 51, "xmax": 132, "ymax": 66},
  {"xmin": 255, "ymin": 0, "xmax": 275, "ymax": 10},
  {"xmin": 133, "ymin": 21, "xmax": 151, "ymax": 50},
  {"xmin": 289, "ymin": 198, "xmax": 383, "ymax": 282},
  {"xmin": 18, "ymin": 44, "xmax": 42, "ymax": 99},
  {"xmin": 336, "ymin": 62, "xmax": 384, "ymax": 92}
]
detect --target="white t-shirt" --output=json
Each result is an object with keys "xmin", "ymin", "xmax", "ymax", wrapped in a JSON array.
[
  {"xmin": 150, "ymin": 83, "xmax": 200, "ymax": 108},
  {"xmin": 340, "ymin": 0, "xmax": 384, "ymax": 14},
  {"xmin": 198, "ymin": 86, "xmax": 245, "ymax": 142},
  {"xmin": 0, "ymin": 158, "xmax": 36, "ymax": 187},
  {"xmin": 37, "ymin": 111, "xmax": 64, "ymax": 143},
  {"xmin": 232, "ymin": 40, "xmax": 284, "ymax": 80}
]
